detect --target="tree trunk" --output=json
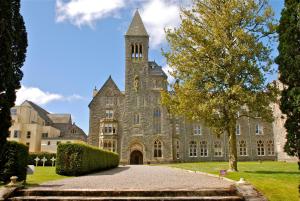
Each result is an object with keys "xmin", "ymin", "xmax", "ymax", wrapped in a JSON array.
[{"xmin": 228, "ymin": 126, "xmax": 238, "ymax": 172}]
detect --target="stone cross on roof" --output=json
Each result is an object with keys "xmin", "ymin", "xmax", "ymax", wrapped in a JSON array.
[{"xmin": 126, "ymin": 10, "xmax": 148, "ymax": 36}]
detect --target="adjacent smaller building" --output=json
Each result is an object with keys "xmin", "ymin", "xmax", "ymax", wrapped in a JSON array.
[{"xmin": 8, "ymin": 100, "xmax": 87, "ymax": 153}]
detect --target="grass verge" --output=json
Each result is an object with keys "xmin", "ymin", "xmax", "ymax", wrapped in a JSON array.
[
  {"xmin": 25, "ymin": 167, "xmax": 72, "ymax": 187},
  {"xmin": 166, "ymin": 161, "xmax": 299, "ymax": 201}
]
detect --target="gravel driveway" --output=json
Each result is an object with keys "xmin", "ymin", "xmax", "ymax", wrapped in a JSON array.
[{"xmin": 31, "ymin": 165, "xmax": 233, "ymax": 190}]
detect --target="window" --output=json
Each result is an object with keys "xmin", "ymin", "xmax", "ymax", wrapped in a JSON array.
[
  {"xmin": 42, "ymin": 133, "xmax": 48, "ymax": 138},
  {"xmin": 200, "ymin": 141, "xmax": 208, "ymax": 157},
  {"xmin": 26, "ymin": 131, "xmax": 31, "ymax": 139},
  {"xmin": 189, "ymin": 141, "xmax": 197, "ymax": 157},
  {"xmin": 239, "ymin": 140, "xmax": 247, "ymax": 156},
  {"xmin": 266, "ymin": 140, "xmax": 275, "ymax": 156},
  {"xmin": 236, "ymin": 124, "xmax": 240, "ymax": 135},
  {"xmin": 8, "ymin": 131, "xmax": 11, "ymax": 138},
  {"xmin": 193, "ymin": 124, "xmax": 201, "ymax": 135},
  {"xmin": 10, "ymin": 108, "xmax": 17, "ymax": 115},
  {"xmin": 105, "ymin": 97, "xmax": 114, "ymax": 106},
  {"xmin": 106, "ymin": 110, "xmax": 113, "ymax": 118},
  {"xmin": 103, "ymin": 124, "xmax": 116, "ymax": 134},
  {"xmin": 175, "ymin": 123, "xmax": 180, "ymax": 135},
  {"xmin": 237, "ymin": 111, "xmax": 240, "ymax": 118},
  {"xmin": 154, "ymin": 140, "xmax": 162, "ymax": 158},
  {"xmin": 71, "ymin": 129, "xmax": 77, "ymax": 134},
  {"xmin": 13, "ymin": 130, "xmax": 19, "ymax": 138},
  {"xmin": 153, "ymin": 108, "xmax": 161, "ymax": 134},
  {"xmin": 134, "ymin": 114, "xmax": 140, "ymax": 124},
  {"xmin": 176, "ymin": 140, "xmax": 180, "ymax": 159},
  {"xmin": 255, "ymin": 123, "xmax": 263, "ymax": 135},
  {"xmin": 214, "ymin": 141, "xmax": 222, "ymax": 157},
  {"xmin": 47, "ymin": 141, "xmax": 51, "ymax": 146},
  {"xmin": 257, "ymin": 140, "xmax": 265, "ymax": 156},
  {"xmin": 26, "ymin": 142, "xmax": 30, "ymax": 147},
  {"xmin": 103, "ymin": 140, "xmax": 117, "ymax": 152}
]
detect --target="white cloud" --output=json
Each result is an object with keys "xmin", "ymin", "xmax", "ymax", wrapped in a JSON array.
[
  {"xmin": 55, "ymin": 0, "xmax": 184, "ymax": 47},
  {"xmin": 162, "ymin": 64, "xmax": 175, "ymax": 83},
  {"xmin": 140, "ymin": 0, "xmax": 180, "ymax": 47},
  {"xmin": 56, "ymin": 0, "xmax": 126, "ymax": 27},
  {"xmin": 16, "ymin": 85, "xmax": 84, "ymax": 106}
]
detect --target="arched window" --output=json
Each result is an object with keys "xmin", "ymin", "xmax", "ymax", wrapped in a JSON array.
[
  {"xmin": 239, "ymin": 140, "xmax": 247, "ymax": 156},
  {"xmin": 200, "ymin": 141, "xmax": 208, "ymax": 157},
  {"xmin": 189, "ymin": 141, "xmax": 197, "ymax": 157},
  {"xmin": 131, "ymin": 44, "xmax": 134, "ymax": 58},
  {"xmin": 139, "ymin": 44, "xmax": 143, "ymax": 58},
  {"xmin": 135, "ymin": 44, "xmax": 139, "ymax": 58},
  {"xmin": 266, "ymin": 140, "xmax": 274, "ymax": 156},
  {"xmin": 153, "ymin": 108, "xmax": 161, "ymax": 134},
  {"xmin": 134, "ymin": 113, "xmax": 140, "ymax": 124},
  {"xmin": 257, "ymin": 140, "xmax": 265, "ymax": 156},
  {"xmin": 154, "ymin": 140, "xmax": 162, "ymax": 157}
]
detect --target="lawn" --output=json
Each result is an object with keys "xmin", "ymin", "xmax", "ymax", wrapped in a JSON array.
[
  {"xmin": 25, "ymin": 167, "xmax": 72, "ymax": 187},
  {"xmin": 166, "ymin": 161, "xmax": 299, "ymax": 201}
]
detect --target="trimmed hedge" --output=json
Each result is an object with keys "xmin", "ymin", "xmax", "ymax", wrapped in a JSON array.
[
  {"xmin": 28, "ymin": 152, "xmax": 56, "ymax": 166},
  {"xmin": 56, "ymin": 143, "xmax": 119, "ymax": 176},
  {"xmin": 0, "ymin": 141, "xmax": 29, "ymax": 182}
]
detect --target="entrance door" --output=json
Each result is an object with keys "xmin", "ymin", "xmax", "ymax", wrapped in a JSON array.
[{"xmin": 130, "ymin": 150, "xmax": 143, "ymax": 165}]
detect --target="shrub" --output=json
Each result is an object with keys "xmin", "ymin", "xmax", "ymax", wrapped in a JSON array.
[
  {"xmin": 28, "ymin": 152, "xmax": 56, "ymax": 166},
  {"xmin": 0, "ymin": 141, "xmax": 29, "ymax": 182},
  {"xmin": 56, "ymin": 143, "xmax": 119, "ymax": 176}
]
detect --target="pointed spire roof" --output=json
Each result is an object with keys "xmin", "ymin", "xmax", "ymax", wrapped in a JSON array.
[{"xmin": 126, "ymin": 10, "xmax": 148, "ymax": 36}]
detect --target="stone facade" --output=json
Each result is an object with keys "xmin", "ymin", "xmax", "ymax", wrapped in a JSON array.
[
  {"xmin": 88, "ymin": 11, "xmax": 285, "ymax": 164},
  {"xmin": 8, "ymin": 100, "xmax": 87, "ymax": 153}
]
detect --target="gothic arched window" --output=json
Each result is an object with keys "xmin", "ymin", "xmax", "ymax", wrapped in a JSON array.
[{"xmin": 154, "ymin": 140, "xmax": 162, "ymax": 157}]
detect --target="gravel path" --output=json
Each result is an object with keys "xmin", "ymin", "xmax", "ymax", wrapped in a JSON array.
[{"xmin": 31, "ymin": 165, "xmax": 233, "ymax": 190}]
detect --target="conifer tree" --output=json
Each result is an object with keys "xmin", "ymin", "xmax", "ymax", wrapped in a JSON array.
[
  {"xmin": 275, "ymin": 0, "xmax": 300, "ymax": 169},
  {"xmin": 162, "ymin": 0, "xmax": 277, "ymax": 171},
  {"xmin": 0, "ymin": 0, "xmax": 27, "ymax": 161}
]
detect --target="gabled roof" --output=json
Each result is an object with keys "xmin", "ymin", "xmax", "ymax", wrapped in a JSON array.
[
  {"xmin": 47, "ymin": 114, "xmax": 72, "ymax": 124},
  {"xmin": 89, "ymin": 76, "xmax": 123, "ymax": 107},
  {"xmin": 149, "ymin": 61, "xmax": 168, "ymax": 78},
  {"xmin": 125, "ymin": 10, "xmax": 148, "ymax": 36},
  {"xmin": 21, "ymin": 100, "xmax": 52, "ymax": 124}
]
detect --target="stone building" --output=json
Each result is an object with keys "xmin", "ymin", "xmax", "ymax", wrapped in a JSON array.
[
  {"xmin": 8, "ymin": 100, "xmax": 87, "ymax": 153},
  {"xmin": 89, "ymin": 11, "xmax": 282, "ymax": 164}
]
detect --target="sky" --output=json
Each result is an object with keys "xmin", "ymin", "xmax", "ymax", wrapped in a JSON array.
[{"xmin": 18, "ymin": 0, "xmax": 284, "ymax": 134}]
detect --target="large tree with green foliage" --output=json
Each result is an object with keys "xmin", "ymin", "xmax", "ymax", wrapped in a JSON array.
[
  {"xmin": 275, "ymin": 0, "xmax": 300, "ymax": 169},
  {"xmin": 0, "ymin": 0, "xmax": 27, "ymax": 162},
  {"xmin": 162, "ymin": 0, "xmax": 277, "ymax": 171}
]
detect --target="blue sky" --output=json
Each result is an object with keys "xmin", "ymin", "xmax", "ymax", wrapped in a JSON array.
[{"xmin": 18, "ymin": 0, "xmax": 284, "ymax": 134}]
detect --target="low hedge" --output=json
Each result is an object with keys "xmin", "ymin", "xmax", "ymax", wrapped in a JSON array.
[
  {"xmin": 28, "ymin": 152, "xmax": 56, "ymax": 166},
  {"xmin": 0, "ymin": 141, "xmax": 29, "ymax": 182},
  {"xmin": 56, "ymin": 143, "xmax": 119, "ymax": 176}
]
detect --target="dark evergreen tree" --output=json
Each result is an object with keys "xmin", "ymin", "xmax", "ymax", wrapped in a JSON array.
[
  {"xmin": 0, "ymin": 0, "xmax": 27, "ymax": 164},
  {"xmin": 275, "ymin": 0, "xmax": 300, "ymax": 169}
]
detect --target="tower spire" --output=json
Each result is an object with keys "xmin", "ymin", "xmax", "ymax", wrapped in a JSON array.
[{"xmin": 126, "ymin": 10, "xmax": 148, "ymax": 36}]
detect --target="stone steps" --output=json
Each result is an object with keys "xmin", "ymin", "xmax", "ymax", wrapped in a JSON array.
[
  {"xmin": 9, "ymin": 195, "xmax": 243, "ymax": 201},
  {"xmin": 8, "ymin": 188, "xmax": 244, "ymax": 201}
]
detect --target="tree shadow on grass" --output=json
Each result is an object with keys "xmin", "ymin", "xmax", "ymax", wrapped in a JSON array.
[
  {"xmin": 244, "ymin": 171, "xmax": 300, "ymax": 175},
  {"xmin": 24, "ymin": 183, "xmax": 64, "ymax": 188}
]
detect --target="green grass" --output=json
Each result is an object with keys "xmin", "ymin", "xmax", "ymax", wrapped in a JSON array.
[
  {"xmin": 25, "ymin": 167, "xmax": 72, "ymax": 187},
  {"xmin": 166, "ymin": 161, "xmax": 299, "ymax": 201}
]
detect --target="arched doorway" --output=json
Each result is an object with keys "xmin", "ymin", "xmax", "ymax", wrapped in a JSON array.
[{"xmin": 130, "ymin": 150, "xmax": 143, "ymax": 165}]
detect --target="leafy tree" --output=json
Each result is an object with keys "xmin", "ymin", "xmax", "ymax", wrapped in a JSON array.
[
  {"xmin": 162, "ymin": 0, "xmax": 277, "ymax": 171},
  {"xmin": 275, "ymin": 0, "xmax": 300, "ymax": 169},
  {"xmin": 0, "ymin": 0, "xmax": 27, "ymax": 164}
]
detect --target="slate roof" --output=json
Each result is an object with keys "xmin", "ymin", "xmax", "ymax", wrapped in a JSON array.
[
  {"xmin": 148, "ymin": 61, "xmax": 167, "ymax": 78},
  {"xmin": 47, "ymin": 114, "xmax": 72, "ymax": 124},
  {"xmin": 22, "ymin": 101, "xmax": 52, "ymax": 125},
  {"xmin": 125, "ymin": 10, "xmax": 148, "ymax": 36}
]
